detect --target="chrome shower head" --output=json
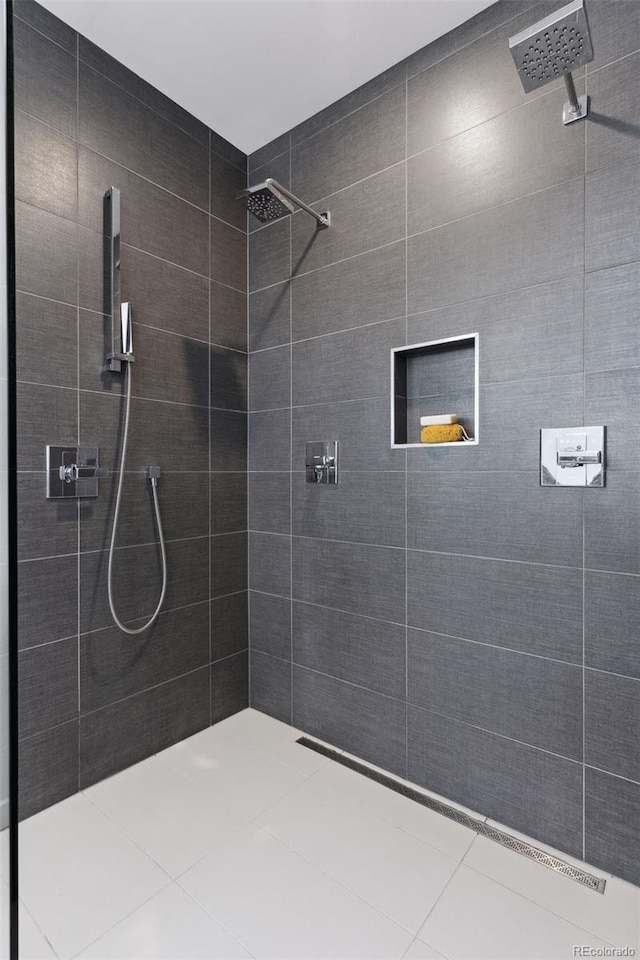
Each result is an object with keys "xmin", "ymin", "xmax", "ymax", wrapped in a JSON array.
[
  {"xmin": 509, "ymin": 0, "xmax": 593, "ymax": 91},
  {"xmin": 236, "ymin": 179, "xmax": 295, "ymax": 224},
  {"xmin": 509, "ymin": 0, "xmax": 594, "ymax": 124},
  {"xmin": 236, "ymin": 178, "xmax": 331, "ymax": 229}
]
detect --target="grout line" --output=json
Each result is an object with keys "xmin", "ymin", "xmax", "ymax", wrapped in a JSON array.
[{"xmin": 288, "ymin": 141, "xmax": 294, "ymax": 727}]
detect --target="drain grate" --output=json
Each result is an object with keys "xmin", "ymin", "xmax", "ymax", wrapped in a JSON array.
[{"xmin": 297, "ymin": 736, "xmax": 606, "ymax": 895}]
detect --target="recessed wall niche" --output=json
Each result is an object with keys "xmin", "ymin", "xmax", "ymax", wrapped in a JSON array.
[{"xmin": 391, "ymin": 334, "xmax": 479, "ymax": 448}]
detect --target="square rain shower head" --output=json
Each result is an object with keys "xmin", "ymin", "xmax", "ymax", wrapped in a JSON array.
[
  {"xmin": 509, "ymin": 0, "xmax": 594, "ymax": 94},
  {"xmin": 237, "ymin": 181, "xmax": 295, "ymax": 224}
]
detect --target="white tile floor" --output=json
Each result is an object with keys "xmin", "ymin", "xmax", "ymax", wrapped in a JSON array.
[{"xmin": 16, "ymin": 709, "xmax": 640, "ymax": 960}]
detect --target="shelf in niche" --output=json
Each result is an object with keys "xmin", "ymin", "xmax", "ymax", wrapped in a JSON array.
[{"xmin": 391, "ymin": 333, "xmax": 479, "ymax": 449}]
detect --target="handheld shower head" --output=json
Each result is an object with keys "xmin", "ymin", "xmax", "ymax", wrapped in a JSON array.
[
  {"xmin": 509, "ymin": 0, "xmax": 594, "ymax": 124},
  {"xmin": 236, "ymin": 178, "xmax": 330, "ymax": 229}
]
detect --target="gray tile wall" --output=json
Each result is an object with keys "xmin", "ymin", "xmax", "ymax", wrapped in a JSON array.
[
  {"xmin": 248, "ymin": 0, "xmax": 640, "ymax": 885},
  {"xmin": 14, "ymin": 0, "xmax": 248, "ymax": 818}
]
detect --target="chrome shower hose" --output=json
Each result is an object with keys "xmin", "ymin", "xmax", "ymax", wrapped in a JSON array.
[{"xmin": 108, "ymin": 362, "xmax": 167, "ymax": 634}]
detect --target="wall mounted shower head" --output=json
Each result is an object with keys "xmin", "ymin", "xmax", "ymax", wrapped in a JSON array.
[
  {"xmin": 509, "ymin": 0, "xmax": 594, "ymax": 124},
  {"xmin": 236, "ymin": 178, "xmax": 330, "ymax": 229}
]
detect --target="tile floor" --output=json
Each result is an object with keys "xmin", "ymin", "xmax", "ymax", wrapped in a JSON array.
[{"xmin": 15, "ymin": 709, "xmax": 640, "ymax": 959}]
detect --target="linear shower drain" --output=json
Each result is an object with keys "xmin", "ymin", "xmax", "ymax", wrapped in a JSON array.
[{"xmin": 296, "ymin": 736, "xmax": 606, "ymax": 894}]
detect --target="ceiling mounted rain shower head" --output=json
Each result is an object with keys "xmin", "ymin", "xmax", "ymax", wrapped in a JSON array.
[
  {"xmin": 236, "ymin": 178, "xmax": 330, "ymax": 229},
  {"xmin": 509, "ymin": 0, "xmax": 594, "ymax": 125}
]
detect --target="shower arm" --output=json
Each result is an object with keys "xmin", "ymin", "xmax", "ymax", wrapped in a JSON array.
[
  {"xmin": 265, "ymin": 179, "xmax": 331, "ymax": 229},
  {"xmin": 563, "ymin": 72, "xmax": 582, "ymax": 116}
]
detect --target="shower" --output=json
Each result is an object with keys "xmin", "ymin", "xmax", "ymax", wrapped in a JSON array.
[
  {"xmin": 509, "ymin": 0, "xmax": 594, "ymax": 124},
  {"xmin": 104, "ymin": 187, "xmax": 167, "ymax": 635},
  {"xmin": 236, "ymin": 178, "xmax": 331, "ymax": 228}
]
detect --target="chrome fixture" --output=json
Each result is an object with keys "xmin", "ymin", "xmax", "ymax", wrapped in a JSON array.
[
  {"xmin": 509, "ymin": 0, "xmax": 594, "ymax": 125},
  {"xmin": 540, "ymin": 426, "xmax": 605, "ymax": 486},
  {"xmin": 104, "ymin": 187, "xmax": 135, "ymax": 370},
  {"xmin": 306, "ymin": 441, "xmax": 338, "ymax": 484},
  {"xmin": 236, "ymin": 178, "xmax": 331, "ymax": 229},
  {"xmin": 46, "ymin": 445, "xmax": 108, "ymax": 498},
  {"xmin": 104, "ymin": 186, "xmax": 167, "ymax": 635}
]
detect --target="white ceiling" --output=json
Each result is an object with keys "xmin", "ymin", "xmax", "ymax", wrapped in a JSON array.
[{"xmin": 40, "ymin": 0, "xmax": 494, "ymax": 154}]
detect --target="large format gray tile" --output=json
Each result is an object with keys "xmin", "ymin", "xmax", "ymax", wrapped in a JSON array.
[
  {"xmin": 211, "ymin": 651, "xmax": 248, "ymax": 724},
  {"xmin": 407, "ymin": 471, "xmax": 583, "ymax": 567},
  {"xmin": 407, "ymin": 276, "xmax": 583, "ymax": 385},
  {"xmin": 249, "ymin": 132, "xmax": 290, "ymax": 172},
  {"xmin": 78, "ymin": 148, "xmax": 209, "ymax": 277},
  {"xmin": 212, "ymin": 591, "xmax": 248, "ymax": 662},
  {"xmin": 15, "ymin": 112, "xmax": 77, "ymax": 220},
  {"xmin": 19, "ymin": 720, "xmax": 78, "ymax": 821},
  {"xmin": 293, "ymin": 666, "xmax": 406, "ymax": 777},
  {"xmin": 408, "ymin": 179, "xmax": 584, "ymax": 313},
  {"xmin": 407, "ymin": 629, "xmax": 583, "ymax": 760},
  {"xmin": 78, "ymin": 35, "xmax": 210, "ymax": 148},
  {"xmin": 250, "ymin": 651, "xmax": 291, "ymax": 724},
  {"xmin": 250, "ymin": 345, "xmax": 290, "ymax": 412},
  {"xmin": 211, "ymin": 533, "xmax": 247, "ymax": 599},
  {"xmin": 80, "ymin": 471, "xmax": 209, "ymax": 554},
  {"xmin": 587, "ymin": 0, "xmax": 640, "ymax": 72},
  {"xmin": 585, "ymin": 474, "xmax": 640, "ymax": 575},
  {"xmin": 210, "ymin": 217, "xmax": 247, "ymax": 293},
  {"xmin": 16, "ymin": 293, "xmax": 77, "ymax": 389},
  {"xmin": 585, "ymin": 570, "xmax": 640, "ymax": 680},
  {"xmin": 585, "ymin": 368, "xmax": 640, "ymax": 471},
  {"xmin": 211, "ymin": 344, "xmax": 247, "ymax": 412},
  {"xmin": 211, "ymin": 473, "xmax": 247, "ymax": 535},
  {"xmin": 585, "ymin": 670, "xmax": 640, "ymax": 782},
  {"xmin": 79, "ymin": 63, "xmax": 209, "ymax": 209},
  {"xmin": 19, "ymin": 637, "xmax": 78, "ymax": 739},
  {"xmin": 210, "ymin": 409, "xmax": 247, "ymax": 472},
  {"xmin": 408, "ymin": 9, "xmax": 555, "ymax": 155},
  {"xmin": 249, "ymin": 218, "xmax": 290, "ymax": 292},
  {"xmin": 211, "ymin": 280, "xmax": 247, "ymax": 352},
  {"xmin": 585, "ymin": 262, "xmax": 640, "ymax": 372},
  {"xmin": 210, "ymin": 150, "xmax": 248, "ymax": 230},
  {"xmin": 80, "ymin": 537, "xmax": 209, "ymax": 634},
  {"xmin": 585, "ymin": 767, "xmax": 640, "ymax": 887},
  {"xmin": 79, "ymin": 391, "xmax": 208, "ymax": 475},
  {"xmin": 249, "ymin": 472, "xmax": 290, "ymax": 535},
  {"xmin": 249, "ymin": 281, "xmax": 291, "ymax": 352},
  {"xmin": 407, "ymin": 705, "xmax": 584, "ymax": 858},
  {"xmin": 13, "ymin": 17, "xmax": 77, "ymax": 136},
  {"xmin": 292, "ymin": 240, "xmax": 405, "ymax": 342},
  {"xmin": 292, "ymin": 470, "xmax": 405, "ymax": 548},
  {"xmin": 249, "ymin": 409, "xmax": 290, "ymax": 471},
  {"xmin": 292, "ymin": 164, "xmax": 406, "ymax": 277},
  {"xmin": 291, "ymin": 61, "xmax": 406, "ymax": 146},
  {"xmin": 17, "ymin": 382, "xmax": 77, "ymax": 471},
  {"xmin": 292, "ymin": 398, "xmax": 405, "ymax": 473},
  {"xmin": 408, "ymin": 85, "xmax": 584, "ymax": 235},
  {"xmin": 18, "ymin": 555, "xmax": 78, "ymax": 650},
  {"xmin": 407, "ymin": 552, "xmax": 583, "ymax": 664},
  {"xmin": 587, "ymin": 51, "xmax": 640, "ymax": 173},
  {"xmin": 291, "ymin": 85, "xmax": 405, "ymax": 204},
  {"xmin": 15, "ymin": 0, "xmax": 77, "ymax": 51},
  {"xmin": 80, "ymin": 667, "xmax": 210, "ymax": 788},
  {"xmin": 586, "ymin": 155, "xmax": 640, "ymax": 272},
  {"xmin": 80, "ymin": 602, "xmax": 209, "ymax": 712},
  {"xmin": 292, "ymin": 537, "xmax": 405, "ymax": 623},
  {"xmin": 15, "ymin": 202, "xmax": 78, "ymax": 305},
  {"xmin": 292, "ymin": 318, "xmax": 403, "ymax": 406},
  {"xmin": 18, "ymin": 471, "xmax": 78, "ymax": 562},
  {"xmin": 293, "ymin": 601, "xmax": 405, "ymax": 699},
  {"xmin": 119, "ymin": 244, "xmax": 209, "ymax": 342},
  {"xmin": 249, "ymin": 533, "xmax": 291, "ymax": 598},
  {"xmin": 249, "ymin": 591, "xmax": 291, "ymax": 660}
]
